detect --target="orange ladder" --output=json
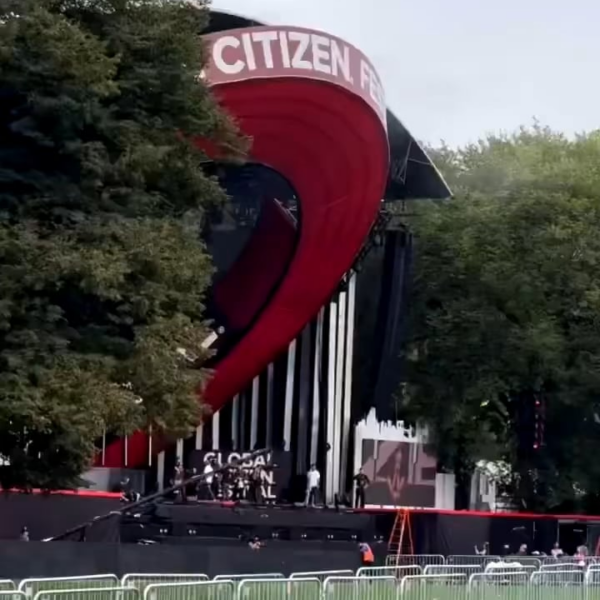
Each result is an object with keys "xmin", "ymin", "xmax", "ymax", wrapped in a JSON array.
[{"xmin": 387, "ymin": 508, "xmax": 414, "ymax": 561}]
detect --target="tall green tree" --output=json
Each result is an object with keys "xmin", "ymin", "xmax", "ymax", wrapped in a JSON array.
[
  {"xmin": 403, "ymin": 125, "xmax": 600, "ymax": 511},
  {"xmin": 0, "ymin": 0, "xmax": 244, "ymax": 489}
]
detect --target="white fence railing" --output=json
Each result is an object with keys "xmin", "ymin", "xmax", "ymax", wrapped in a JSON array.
[{"xmin": 3, "ymin": 566, "xmax": 600, "ymax": 600}]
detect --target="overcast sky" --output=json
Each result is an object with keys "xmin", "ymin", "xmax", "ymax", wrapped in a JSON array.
[{"xmin": 211, "ymin": 0, "xmax": 599, "ymax": 147}]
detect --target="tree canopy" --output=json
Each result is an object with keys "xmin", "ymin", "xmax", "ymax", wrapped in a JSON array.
[
  {"xmin": 403, "ymin": 125, "xmax": 600, "ymax": 511},
  {"xmin": 0, "ymin": 0, "xmax": 243, "ymax": 489}
]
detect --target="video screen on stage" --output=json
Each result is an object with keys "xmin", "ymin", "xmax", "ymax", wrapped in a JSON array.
[{"xmin": 359, "ymin": 439, "xmax": 437, "ymax": 508}]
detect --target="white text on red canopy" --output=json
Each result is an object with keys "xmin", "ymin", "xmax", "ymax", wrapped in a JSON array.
[{"xmin": 204, "ymin": 27, "xmax": 387, "ymax": 127}]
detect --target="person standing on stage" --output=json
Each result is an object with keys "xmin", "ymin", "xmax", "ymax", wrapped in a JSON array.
[
  {"xmin": 353, "ymin": 467, "xmax": 370, "ymax": 508},
  {"xmin": 173, "ymin": 459, "xmax": 186, "ymax": 502},
  {"xmin": 202, "ymin": 459, "xmax": 216, "ymax": 500},
  {"xmin": 305, "ymin": 464, "xmax": 320, "ymax": 507},
  {"xmin": 249, "ymin": 464, "xmax": 264, "ymax": 504}
]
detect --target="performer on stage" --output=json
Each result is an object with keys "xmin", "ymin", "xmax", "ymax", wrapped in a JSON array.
[
  {"xmin": 249, "ymin": 464, "xmax": 264, "ymax": 504},
  {"xmin": 305, "ymin": 464, "xmax": 320, "ymax": 507},
  {"xmin": 353, "ymin": 467, "xmax": 370, "ymax": 508}
]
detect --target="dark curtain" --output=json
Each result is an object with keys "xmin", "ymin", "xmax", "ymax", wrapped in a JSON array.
[{"xmin": 435, "ymin": 514, "xmax": 491, "ymax": 555}]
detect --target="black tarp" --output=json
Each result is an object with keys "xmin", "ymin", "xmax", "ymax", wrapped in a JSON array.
[
  {"xmin": 0, "ymin": 494, "xmax": 120, "ymax": 541},
  {"xmin": 0, "ymin": 540, "xmax": 361, "ymax": 579},
  {"xmin": 412, "ymin": 512, "xmax": 560, "ymax": 556}
]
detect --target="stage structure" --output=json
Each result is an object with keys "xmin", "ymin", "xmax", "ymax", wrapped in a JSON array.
[{"xmin": 95, "ymin": 10, "xmax": 450, "ymax": 504}]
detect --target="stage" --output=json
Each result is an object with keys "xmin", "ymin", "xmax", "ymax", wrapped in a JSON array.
[
  {"xmin": 121, "ymin": 499, "xmax": 600, "ymax": 558},
  {"xmin": 121, "ymin": 501, "xmax": 377, "ymax": 543},
  {"xmin": 5, "ymin": 490, "xmax": 600, "ymax": 560}
]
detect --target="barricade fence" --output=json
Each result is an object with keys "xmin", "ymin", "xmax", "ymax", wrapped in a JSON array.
[
  {"xmin": 239, "ymin": 578, "xmax": 321, "ymax": 600},
  {"xmin": 144, "ymin": 581, "xmax": 235, "ymax": 600},
  {"xmin": 213, "ymin": 575, "xmax": 284, "ymax": 583},
  {"xmin": 33, "ymin": 589, "xmax": 138, "ymax": 600},
  {"xmin": 423, "ymin": 565, "xmax": 482, "ymax": 577},
  {"xmin": 19, "ymin": 576, "xmax": 119, "ymax": 599},
  {"xmin": 323, "ymin": 576, "xmax": 398, "ymax": 600},
  {"xmin": 0, "ymin": 593, "xmax": 25, "ymax": 600},
  {"xmin": 356, "ymin": 566, "xmax": 422, "ymax": 579},
  {"xmin": 289, "ymin": 572, "xmax": 353, "ymax": 582},
  {"xmin": 123, "ymin": 575, "xmax": 209, "ymax": 592},
  {"xmin": 400, "ymin": 574, "xmax": 467, "ymax": 600},
  {"xmin": 7, "ymin": 566, "xmax": 600, "ymax": 600},
  {"xmin": 386, "ymin": 555, "xmax": 445, "ymax": 568}
]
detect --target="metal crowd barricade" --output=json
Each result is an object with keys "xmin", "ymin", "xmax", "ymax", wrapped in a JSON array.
[
  {"xmin": 357, "ymin": 566, "xmax": 422, "ymax": 579},
  {"xmin": 19, "ymin": 576, "xmax": 120, "ymax": 599},
  {"xmin": 238, "ymin": 578, "xmax": 321, "ymax": 600},
  {"xmin": 499, "ymin": 565, "xmax": 537, "ymax": 578},
  {"xmin": 531, "ymin": 570, "xmax": 586, "ymax": 600},
  {"xmin": 540, "ymin": 562, "xmax": 584, "ymax": 571},
  {"xmin": 423, "ymin": 564, "xmax": 482, "ymax": 578},
  {"xmin": 532, "ymin": 569, "xmax": 586, "ymax": 586},
  {"xmin": 143, "ymin": 581, "xmax": 235, "ymax": 600},
  {"xmin": 502, "ymin": 557, "xmax": 542, "ymax": 569},
  {"xmin": 0, "ymin": 592, "xmax": 26, "ymax": 600},
  {"xmin": 213, "ymin": 575, "xmax": 284, "ymax": 583},
  {"xmin": 323, "ymin": 576, "xmax": 398, "ymax": 600},
  {"xmin": 0, "ymin": 585, "xmax": 16, "ymax": 593},
  {"xmin": 399, "ymin": 574, "xmax": 467, "ymax": 600},
  {"xmin": 448, "ymin": 555, "xmax": 500, "ymax": 567},
  {"xmin": 586, "ymin": 565, "xmax": 600, "ymax": 584},
  {"xmin": 385, "ymin": 554, "xmax": 445, "ymax": 568},
  {"xmin": 585, "ymin": 571, "xmax": 600, "ymax": 600},
  {"xmin": 289, "ymin": 571, "xmax": 354, "ymax": 582},
  {"xmin": 484, "ymin": 562, "xmax": 537, "ymax": 578},
  {"xmin": 542, "ymin": 557, "xmax": 598, "ymax": 568},
  {"xmin": 123, "ymin": 575, "xmax": 209, "ymax": 594},
  {"xmin": 32, "ymin": 588, "xmax": 138, "ymax": 600},
  {"xmin": 468, "ymin": 571, "xmax": 532, "ymax": 600}
]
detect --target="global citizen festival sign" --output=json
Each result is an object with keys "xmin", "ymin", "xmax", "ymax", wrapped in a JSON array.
[
  {"xmin": 193, "ymin": 450, "xmax": 290, "ymax": 501},
  {"xmin": 202, "ymin": 26, "xmax": 387, "ymax": 128}
]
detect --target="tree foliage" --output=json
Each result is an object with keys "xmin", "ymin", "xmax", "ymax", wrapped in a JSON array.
[
  {"xmin": 0, "ymin": 0, "xmax": 244, "ymax": 489},
  {"xmin": 403, "ymin": 125, "xmax": 600, "ymax": 511}
]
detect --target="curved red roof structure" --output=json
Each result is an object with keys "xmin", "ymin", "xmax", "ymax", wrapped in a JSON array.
[
  {"xmin": 201, "ymin": 26, "xmax": 389, "ymax": 411},
  {"xmin": 101, "ymin": 24, "xmax": 389, "ymax": 467},
  {"xmin": 101, "ymin": 19, "xmax": 452, "ymax": 468}
]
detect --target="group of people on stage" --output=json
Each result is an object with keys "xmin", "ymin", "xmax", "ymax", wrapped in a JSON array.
[
  {"xmin": 171, "ymin": 458, "xmax": 272, "ymax": 504},
  {"xmin": 171, "ymin": 456, "xmax": 371, "ymax": 508},
  {"xmin": 303, "ymin": 464, "xmax": 371, "ymax": 508}
]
